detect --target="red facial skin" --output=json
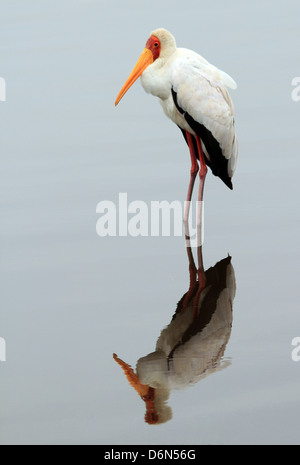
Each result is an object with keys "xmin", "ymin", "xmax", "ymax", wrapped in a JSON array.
[
  {"xmin": 145, "ymin": 35, "xmax": 161, "ymax": 61},
  {"xmin": 142, "ymin": 387, "xmax": 159, "ymax": 424}
]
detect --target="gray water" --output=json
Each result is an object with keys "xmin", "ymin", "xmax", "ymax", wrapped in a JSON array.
[{"xmin": 1, "ymin": 0, "xmax": 300, "ymax": 445}]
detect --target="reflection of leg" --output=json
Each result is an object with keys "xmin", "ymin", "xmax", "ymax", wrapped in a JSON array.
[
  {"xmin": 182, "ymin": 239, "xmax": 198, "ymax": 310},
  {"xmin": 193, "ymin": 245, "xmax": 206, "ymax": 319},
  {"xmin": 197, "ymin": 246, "xmax": 205, "ymax": 286}
]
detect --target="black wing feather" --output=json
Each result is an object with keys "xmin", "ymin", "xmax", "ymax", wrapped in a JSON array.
[{"xmin": 172, "ymin": 88, "xmax": 233, "ymax": 190}]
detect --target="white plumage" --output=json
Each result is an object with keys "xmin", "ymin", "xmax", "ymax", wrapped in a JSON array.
[
  {"xmin": 114, "ymin": 255, "xmax": 236, "ymax": 424},
  {"xmin": 141, "ymin": 29, "xmax": 238, "ymax": 180},
  {"xmin": 116, "ymin": 28, "xmax": 238, "ymax": 190},
  {"xmin": 137, "ymin": 256, "xmax": 236, "ymax": 391}
]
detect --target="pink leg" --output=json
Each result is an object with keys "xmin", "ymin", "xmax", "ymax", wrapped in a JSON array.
[
  {"xmin": 195, "ymin": 133, "xmax": 207, "ymax": 202},
  {"xmin": 182, "ymin": 132, "xmax": 208, "ymax": 318},
  {"xmin": 184, "ymin": 131, "xmax": 199, "ymax": 226},
  {"xmin": 181, "ymin": 131, "xmax": 199, "ymax": 310},
  {"xmin": 194, "ymin": 133, "xmax": 207, "ymax": 248},
  {"xmin": 193, "ymin": 134, "xmax": 207, "ymax": 318}
]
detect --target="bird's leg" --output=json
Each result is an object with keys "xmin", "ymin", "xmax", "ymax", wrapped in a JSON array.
[
  {"xmin": 182, "ymin": 131, "xmax": 199, "ymax": 310},
  {"xmin": 180, "ymin": 130, "xmax": 199, "ymax": 312},
  {"xmin": 182, "ymin": 133, "xmax": 207, "ymax": 315},
  {"xmin": 184, "ymin": 131, "xmax": 199, "ymax": 232},
  {"xmin": 194, "ymin": 133, "xmax": 207, "ymax": 248},
  {"xmin": 192, "ymin": 134, "xmax": 207, "ymax": 319},
  {"xmin": 195, "ymin": 133, "xmax": 207, "ymax": 203}
]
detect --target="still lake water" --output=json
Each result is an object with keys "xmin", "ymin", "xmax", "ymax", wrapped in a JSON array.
[{"xmin": 1, "ymin": 0, "xmax": 300, "ymax": 445}]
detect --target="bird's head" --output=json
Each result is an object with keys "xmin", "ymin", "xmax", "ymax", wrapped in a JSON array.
[
  {"xmin": 115, "ymin": 28, "xmax": 176, "ymax": 106},
  {"xmin": 113, "ymin": 353, "xmax": 172, "ymax": 425}
]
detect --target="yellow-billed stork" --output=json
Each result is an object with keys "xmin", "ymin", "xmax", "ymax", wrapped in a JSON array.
[{"xmin": 115, "ymin": 28, "xmax": 238, "ymax": 211}]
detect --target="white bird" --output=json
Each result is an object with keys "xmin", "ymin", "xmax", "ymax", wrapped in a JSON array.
[{"xmin": 115, "ymin": 28, "xmax": 238, "ymax": 210}]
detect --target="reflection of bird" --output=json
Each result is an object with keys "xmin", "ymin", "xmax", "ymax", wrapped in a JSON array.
[
  {"xmin": 115, "ymin": 28, "xmax": 238, "ymax": 214},
  {"xmin": 113, "ymin": 251, "xmax": 236, "ymax": 425}
]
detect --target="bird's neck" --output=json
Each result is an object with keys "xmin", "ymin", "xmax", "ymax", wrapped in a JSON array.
[{"xmin": 141, "ymin": 55, "xmax": 174, "ymax": 100}]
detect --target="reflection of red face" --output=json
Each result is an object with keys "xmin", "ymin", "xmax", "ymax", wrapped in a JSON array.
[{"xmin": 142, "ymin": 387, "xmax": 159, "ymax": 424}]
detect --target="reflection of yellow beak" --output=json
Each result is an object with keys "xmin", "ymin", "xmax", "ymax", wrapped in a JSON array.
[
  {"xmin": 115, "ymin": 48, "xmax": 153, "ymax": 106},
  {"xmin": 113, "ymin": 353, "xmax": 149, "ymax": 398}
]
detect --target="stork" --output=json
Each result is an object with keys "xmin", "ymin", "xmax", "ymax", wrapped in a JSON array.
[{"xmin": 115, "ymin": 28, "xmax": 238, "ymax": 236}]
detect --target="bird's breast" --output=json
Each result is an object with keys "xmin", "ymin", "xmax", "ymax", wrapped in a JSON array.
[
  {"xmin": 141, "ymin": 63, "xmax": 172, "ymax": 100},
  {"xmin": 160, "ymin": 95, "xmax": 195, "ymax": 134}
]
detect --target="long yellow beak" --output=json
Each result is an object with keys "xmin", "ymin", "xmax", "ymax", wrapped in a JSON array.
[
  {"xmin": 113, "ymin": 353, "xmax": 149, "ymax": 398},
  {"xmin": 115, "ymin": 48, "xmax": 153, "ymax": 106}
]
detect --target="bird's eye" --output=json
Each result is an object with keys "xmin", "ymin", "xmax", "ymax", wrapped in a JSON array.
[{"xmin": 154, "ymin": 42, "xmax": 159, "ymax": 47}]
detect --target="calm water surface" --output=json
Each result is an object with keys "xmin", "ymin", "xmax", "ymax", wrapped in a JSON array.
[{"xmin": 0, "ymin": 0, "xmax": 300, "ymax": 445}]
